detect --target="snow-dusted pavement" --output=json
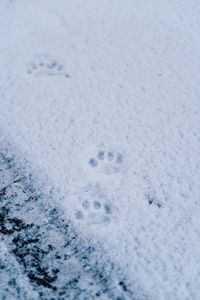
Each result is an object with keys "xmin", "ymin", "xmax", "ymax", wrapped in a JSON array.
[
  {"xmin": 0, "ymin": 151, "xmax": 134, "ymax": 300},
  {"xmin": 1, "ymin": 0, "xmax": 200, "ymax": 299}
]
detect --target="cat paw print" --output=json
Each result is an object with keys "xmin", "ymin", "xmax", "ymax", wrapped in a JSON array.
[
  {"xmin": 74, "ymin": 185, "xmax": 112, "ymax": 225},
  {"xmin": 26, "ymin": 53, "xmax": 70, "ymax": 78},
  {"xmin": 74, "ymin": 199, "xmax": 112, "ymax": 225},
  {"xmin": 88, "ymin": 148, "xmax": 124, "ymax": 176}
]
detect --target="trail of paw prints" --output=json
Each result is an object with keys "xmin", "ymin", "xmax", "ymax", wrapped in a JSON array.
[
  {"xmin": 88, "ymin": 148, "xmax": 124, "ymax": 176},
  {"xmin": 74, "ymin": 185, "xmax": 113, "ymax": 225},
  {"xmin": 26, "ymin": 53, "xmax": 70, "ymax": 78}
]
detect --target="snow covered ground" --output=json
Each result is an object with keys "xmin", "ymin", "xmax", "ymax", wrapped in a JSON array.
[{"xmin": 0, "ymin": 0, "xmax": 200, "ymax": 299}]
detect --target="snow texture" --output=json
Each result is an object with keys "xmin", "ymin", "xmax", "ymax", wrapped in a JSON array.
[{"xmin": 1, "ymin": 0, "xmax": 200, "ymax": 299}]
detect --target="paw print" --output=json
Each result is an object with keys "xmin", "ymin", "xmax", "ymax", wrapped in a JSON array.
[
  {"xmin": 74, "ymin": 185, "xmax": 112, "ymax": 225},
  {"xmin": 145, "ymin": 192, "xmax": 162, "ymax": 208},
  {"xmin": 88, "ymin": 148, "xmax": 124, "ymax": 175},
  {"xmin": 26, "ymin": 53, "xmax": 70, "ymax": 78}
]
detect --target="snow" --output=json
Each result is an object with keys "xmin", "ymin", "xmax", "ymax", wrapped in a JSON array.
[{"xmin": 1, "ymin": 0, "xmax": 200, "ymax": 299}]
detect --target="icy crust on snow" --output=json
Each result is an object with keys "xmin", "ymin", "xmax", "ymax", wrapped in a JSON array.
[{"xmin": 0, "ymin": 0, "xmax": 200, "ymax": 299}]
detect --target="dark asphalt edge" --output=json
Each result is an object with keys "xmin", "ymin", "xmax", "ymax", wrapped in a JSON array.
[{"xmin": 0, "ymin": 134, "xmax": 142, "ymax": 300}]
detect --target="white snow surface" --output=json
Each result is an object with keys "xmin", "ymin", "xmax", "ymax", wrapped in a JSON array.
[{"xmin": 1, "ymin": 0, "xmax": 200, "ymax": 299}]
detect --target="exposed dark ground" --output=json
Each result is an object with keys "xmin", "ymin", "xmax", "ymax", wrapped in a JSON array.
[{"xmin": 0, "ymin": 152, "xmax": 135, "ymax": 300}]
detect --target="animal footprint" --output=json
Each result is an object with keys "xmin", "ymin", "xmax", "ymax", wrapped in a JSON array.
[
  {"xmin": 74, "ymin": 185, "xmax": 112, "ymax": 225},
  {"xmin": 145, "ymin": 192, "xmax": 162, "ymax": 208},
  {"xmin": 88, "ymin": 148, "xmax": 124, "ymax": 175},
  {"xmin": 26, "ymin": 53, "xmax": 70, "ymax": 78}
]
